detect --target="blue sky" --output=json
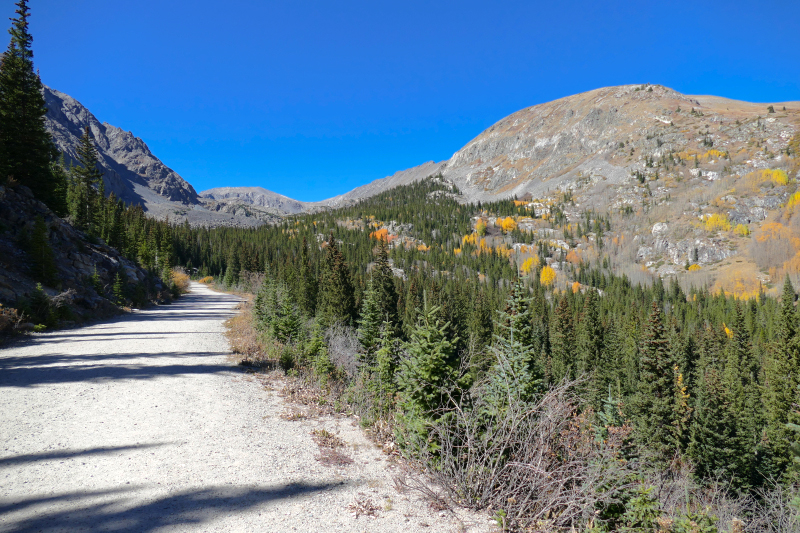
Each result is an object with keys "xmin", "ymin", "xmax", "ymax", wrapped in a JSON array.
[{"xmin": 24, "ymin": 0, "xmax": 800, "ymax": 201}]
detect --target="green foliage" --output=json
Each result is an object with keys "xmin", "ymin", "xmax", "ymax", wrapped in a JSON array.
[
  {"xmin": 67, "ymin": 126, "xmax": 104, "ymax": 233},
  {"xmin": 28, "ymin": 215, "xmax": 57, "ymax": 286},
  {"xmin": 317, "ymin": 233, "xmax": 356, "ymax": 326},
  {"xmin": 396, "ymin": 294, "xmax": 460, "ymax": 452},
  {"xmin": 0, "ymin": 0, "xmax": 61, "ymax": 211},
  {"xmin": 483, "ymin": 281, "xmax": 541, "ymax": 411}
]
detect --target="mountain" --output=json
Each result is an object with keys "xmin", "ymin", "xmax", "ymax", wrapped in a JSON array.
[
  {"xmin": 199, "ymin": 186, "xmax": 311, "ymax": 218},
  {"xmin": 44, "ymin": 87, "xmax": 263, "ymax": 228}
]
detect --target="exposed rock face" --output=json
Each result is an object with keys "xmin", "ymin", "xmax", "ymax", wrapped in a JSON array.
[
  {"xmin": 437, "ymin": 85, "xmax": 696, "ymax": 201},
  {"xmin": 200, "ymin": 186, "xmax": 308, "ymax": 217},
  {"xmin": 0, "ymin": 184, "xmax": 159, "ymax": 318},
  {"xmin": 44, "ymin": 86, "xmax": 199, "ymax": 206},
  {"xmin": 321, "ymin": 161, "xmax": 446, "ymax": 208}
]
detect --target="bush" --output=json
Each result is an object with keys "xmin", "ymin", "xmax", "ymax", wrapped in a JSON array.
[{"xmin": 170, "ymin": 267, "xmax": 190, "ymax": 294}]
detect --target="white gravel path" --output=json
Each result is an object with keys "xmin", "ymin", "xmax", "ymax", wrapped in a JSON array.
[{"xmin": 0, "ymin": 282, "xmax": 492, "ymax": 533}]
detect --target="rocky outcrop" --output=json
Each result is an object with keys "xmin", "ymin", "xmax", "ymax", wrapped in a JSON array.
[
  {"xmin": 200, "ymin": 186, "xmax": 309, "ymax": 216},
  {"xmin": 0, "ymin": 184, "xmax": 161, "ymax": 320},
  {"xmin": 44, "ymin": 86, "xmax": 199, "ymax": 206}
]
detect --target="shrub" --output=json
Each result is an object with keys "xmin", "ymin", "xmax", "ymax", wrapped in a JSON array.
[
  {"xmin": 170, "ymin": 267, "xmax": 191, "ymax": 294},
  {"xmin": 704, "ymin": 214, "xmax": 731, "ymax": 232}
]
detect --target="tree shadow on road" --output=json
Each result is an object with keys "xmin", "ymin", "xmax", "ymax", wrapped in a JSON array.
[
  {"xmin": 0, "ymin": 351, "xmax": 239, "ymax": 388},
  {"xmin": 0, "ymin": 443, "xmax": 167, "ymax": 467},
  {"xmin": 0, "ymin": 482, "xmax": 343, "ymax": 533}
]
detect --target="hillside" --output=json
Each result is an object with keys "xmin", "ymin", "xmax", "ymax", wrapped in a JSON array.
[{"xmin": 44, "ymin": 87, "xmax": 263, "ymax": 228}]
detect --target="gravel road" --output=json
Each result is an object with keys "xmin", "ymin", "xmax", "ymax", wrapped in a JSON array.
[{"xmin": 0, "ymin": 283, "xmax": 491, "ymax": 532}]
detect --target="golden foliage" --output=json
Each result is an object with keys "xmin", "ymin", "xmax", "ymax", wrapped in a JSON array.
[
  {"xmin": 540, "ymin": 265, "xmax": 556, "ymax": 287},
  {"xmin": 787, "ymin": 191, "xmax": 800, "ymax": 210},
  {"xmin": 733, "ymin": 224, "xmax": 750, "ymax": 237},
  {"xmin": 476, "ymin": 219, "xmax": 487, "ymax": 236},
  {"xmin": 687, "ymin": 264, "xmax": 702, "ymax": 272},
  {"xmin": 198, "ymin": 276, "xmax": 214, "ymax": 284},
  {"xmin": 723, "ymin": 323, "xmax": 733, "ymax": 338},
  {"xmin": 572, "ymin": 281, "xmax": 581, "ymax": 294},
  {"xmin": 453, "ymin": 247, "xmax": 462, "ymax": 255},
  {"xmin": 513, "ymin": 200, "xmax": 527, "ymax": 207},
  {"xmin": 498, "ymin": 216, "xmax": 518, "ymax": 233},
  {"xmin": 705, "ymin": 213, "xmax": 731, "ymax": 232},
  {"xmin": 520, "ymin": 256, "xmax": 539, "ymax": 275},
  {"xmin": 170, "ymin": 268, "xmax": 191, "ymax": 294},
  {"xmin": 416, "ymin": 244, "xmax": 429, "ymax": 252},
  {"xmin": 565, "ymin": 249, "xmax": 581, "ymax": 265},
  {"xmin": 711, "ymin": 265, "xmax": 763, "ymax": 300}
]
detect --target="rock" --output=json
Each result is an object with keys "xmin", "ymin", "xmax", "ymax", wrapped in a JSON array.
[{"xmin": 652, "ymin": 222, "xmax": 668, "ymax": 236}]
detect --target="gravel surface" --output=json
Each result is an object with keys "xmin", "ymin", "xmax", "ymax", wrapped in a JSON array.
[{"xmin": 0, "ymin": 283, "xmax": 492, "ymax": 532}]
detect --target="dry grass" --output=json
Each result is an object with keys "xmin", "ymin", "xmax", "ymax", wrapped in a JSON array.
[
  {"xmin": 223, "ymin": 299, "xmax": 277, "ymax": 366},
  {"xmin": 0, "ymin": 304, "xmax": 22, "ymax": 334},
  {"xmin": 311, "ymin": 429, "xmax": 353, "ymax": 467},
  {"xmin": 347, "ymin": 493, "xmax": 380, "ymax": 518}
]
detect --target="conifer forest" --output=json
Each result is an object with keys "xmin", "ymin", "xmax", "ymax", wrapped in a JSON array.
[{"xmin": 2, "ymin": 0, "xmax": 800, "ymax": 530}]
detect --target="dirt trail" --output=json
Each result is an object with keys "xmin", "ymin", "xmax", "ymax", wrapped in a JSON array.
[{"xmin": 0, "ymin": 283, "xmax": 490, "ymax": 532}]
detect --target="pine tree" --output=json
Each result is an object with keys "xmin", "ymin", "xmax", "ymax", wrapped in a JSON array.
[
  {"xmin": 358, "ymin": 276, "xmax": 383, "ymax": 358},
  {"xmin": 69, "ymin": 126, "xmax": 104, "ymax": 233},
  {"xmin": 484, "ymin": 281, "xmax": 541, "ymax": 411},
  {"xmin": 372, "ymin": 239, "xmax": 399, "ymax": 330},
  {"xmin": 112, "ymin": 271, "xmax": 125, "ymax": 306},
  {"xmin": 632, "ymin": 301, "xmax": 677, "ymax": 460},
  {"xmin": 296, "ymin": 236, "xmax": 317, "ymax": 316},
  {"xmin": 764, "ymin": 276, "xmax": 800, "ymax": 476},
  {"xmin": 723, "ymin": 303, "xmax": 762, "ymax": 485},
  {"xmin": 689, "ymin": 365, "xmax": 739, "ymax": 482},
  {"xmin": 549, "ymin": 293, "xmax": 574, "ymax": 384},
  {"xmin": 28, "ymin": 215, "xmax": 57, "ymax": 286},
  {"xmin": 396, "ymin": 293, "xmax": 460, "ymax": 452},
  {"xmin": 576, "ymin": 289, "xmax": 604, "ymax": 405},
  {"xmin": 317, "ymin": 233, "xmax": 356, "ymax": 325},
  {"xmin": 0, "ymin": 0, "xmax": 60, "ymax": 208}
]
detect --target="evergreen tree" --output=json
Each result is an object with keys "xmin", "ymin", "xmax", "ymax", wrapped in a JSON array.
[
  {"xmin": 576, "ymin": 289, "xmax": 604, "ymax": 405},
  {"xmin": 549, "ymin": 293, "xmax": 574, "ymax": 384},
  {"xmin": 112, "ymin": 271, "xmax": 125, "ymax": 306},
  {"xmin": 484, "ymin": 281, "xmax": 541, "ymax": 411},
  {"xmin": 632, "ymin": 301, "xmax": 677, "ymax": 460},
  {"xmin": 69, "ymin": 126, "xmax": 104, "ymax": 233},
  {"xmin": 295, "ymin": 237, "xmax": 317, "ymax": 316},
  {"xmin": 317, "ymin": 233, "xmax": 356, "ymax": 325},
  {"xmin": 0, "ymin": 0, "xmax": 60, "ymax": 208},
  {"xmin": 396, "ymin": 294, "xmax": 460, "ymax": 452},
  {"xmin": 28, "ymin": 215, "xmax": 56, "ymax": 286},
  {"xmin": 371, "ymin": 239, "xmax": 399, "ymax": 330},
  {"xmin": 764, "ymin": 276, "xmax": 800, "ymax": 476},
  {"xmin": 689, "ymin": 365, "xmax": 739, "ymax": 482},
  {"xmin": 358, "ymin": 276, "xmax": 383, "ymax": 358}
]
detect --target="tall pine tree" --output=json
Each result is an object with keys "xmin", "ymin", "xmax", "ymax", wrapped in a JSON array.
[{"xmin": 0, "ymin": 0, "xmax": 60, "ymax": 210}]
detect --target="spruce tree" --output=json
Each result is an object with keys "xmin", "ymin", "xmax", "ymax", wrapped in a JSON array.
[
  {"xmin": 576, "ymin": 289, "xmax": 604, "ymax": 405},
  {"xmin": 632, "ymin": 301, "xmax": 677, "ymax": 460},
  {"xmin": 689, "ymin": 365, "xmax": 739, "ymax": 482},
  {"xmin": 371, "ymin": 239, "xmax": 399, "ymax": 330},
  {"xmin": 484, "ymin": 281, "xmax": 541, "ymax": 411},
  {"xmin": 0, "ymin": 0, "xmax": 59, "ymax": 208},
  {"xmin": 764, "ymin": 276, "xmax": 800, "ymax": 476},
  {"xmin": 317, "ymin": 233, "xmax": 355, "ymax": 325},
  {"xmin": 357, "ymin": 277, "xmax": 383, "ymax": 358},
  {"xmin": 396, "ymin": 294, "xmax": 460, "ymax": 452},
  {"xmin": 69, "ymin": 126, "xmax": 104, "ymax": 233},
  {"xmin": 549, "ymin": 293, "xmax": 574, "ymax": 384},
  {"xmin": 28, "ymin": 215, "xmax": 57, "ymax": 286}
]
